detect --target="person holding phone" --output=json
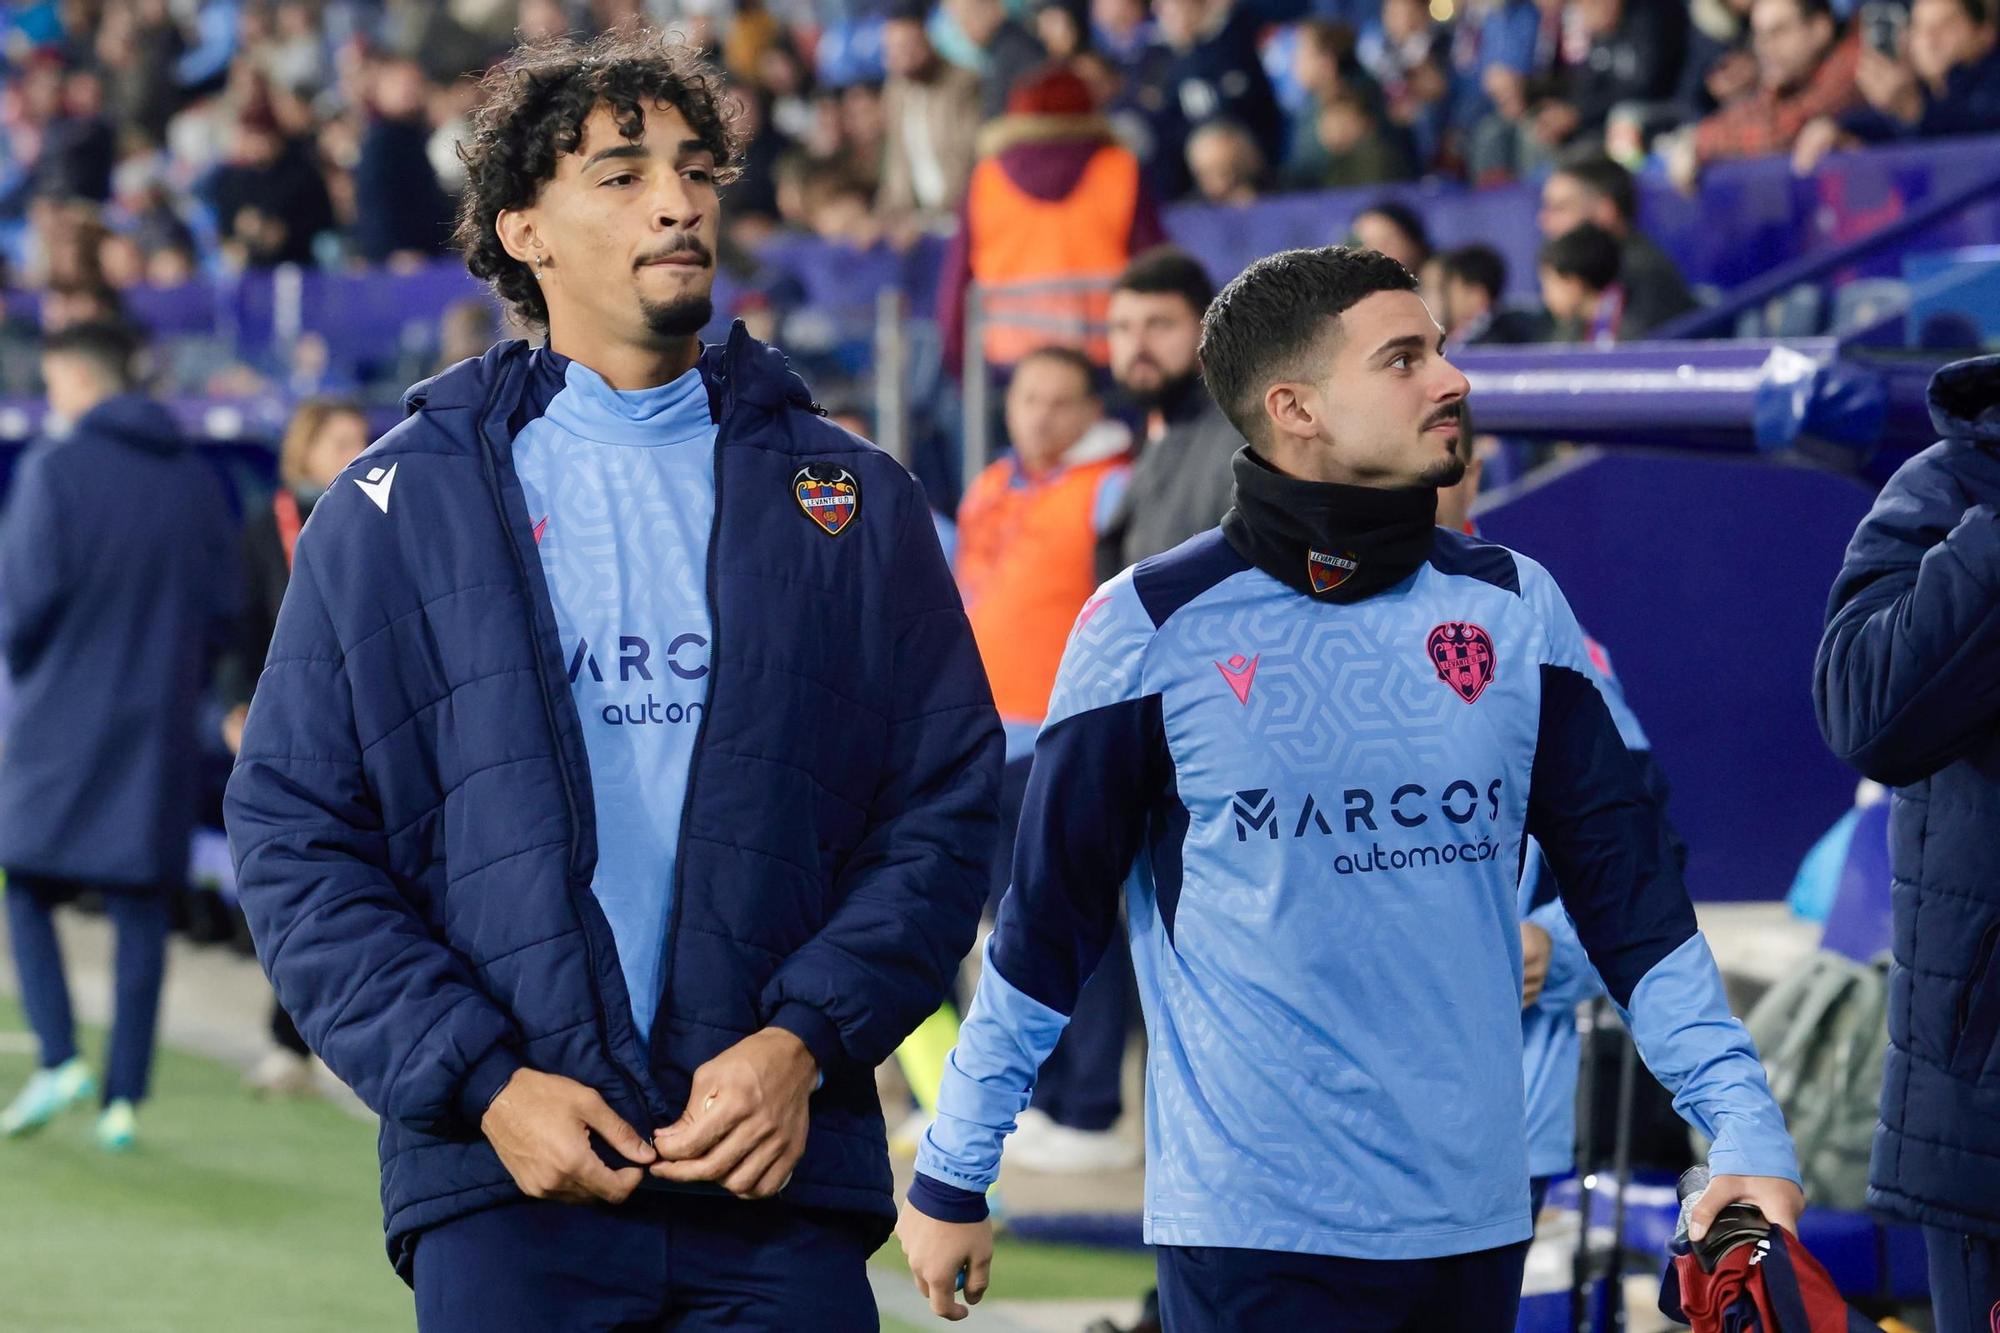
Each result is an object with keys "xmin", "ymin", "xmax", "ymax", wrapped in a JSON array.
[{"xmin": 1792, "ymin": 0, "xmax": 2000, "ymax": 171}]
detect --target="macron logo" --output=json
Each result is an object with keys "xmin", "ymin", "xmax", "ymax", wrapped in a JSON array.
[
  {"xmin": 1214, "ymin": 652, "xmax": 1260, "ymax": 706},
  {"xmin": 355, "ymin": 463, "xmax": 398, "ymax": 514}
]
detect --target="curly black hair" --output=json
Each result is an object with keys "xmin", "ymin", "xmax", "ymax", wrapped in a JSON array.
[{"xmin": 453, "ymin": 30, "xmax": 747, "ymax": 330}]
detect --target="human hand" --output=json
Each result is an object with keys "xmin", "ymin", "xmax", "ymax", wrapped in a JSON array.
[
  {"xmin": 1855, "ymin": 49, "xmax": 1921, "ymax": 123},
  {"xmin": 221, "ymin": 704, "xmax": 249, "ymax": 755},
  {"xmin": 1688, "ymin": 1173, "xmax": 1806, "ymax": 1240},
  {"xmin": 1791, "ymin": 116, "xmax": 1847, "ymax": 174},
  {"xmin": 1520, "ymin": 921, "xmax": 1552, "ymax": 1008},
  {"xmin": 1705, "ymin": 49, "xmax": 1757, "ymax": 105},
  {"xmin": 1533, "ymin": 100, "xmax": 1581, "ymax": 146},
  {"xmin": 896, "ymin": 1205, "xmax": 995, "ymax": 1321},
  {"xmin": 650, "ymin": 1027, "xmax": 817, "ymax": 1199},
  {"xmin": 480, "ymin": 1068, "xmax": 655, "ymax": 1204}
]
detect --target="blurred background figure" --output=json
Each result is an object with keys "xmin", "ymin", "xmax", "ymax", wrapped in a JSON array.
[
  {"xmin": 0, "ymin": 322, "xmax": 237, "ymax": 1150},
  {"xmin": 940, "ymin": 63, "xmax": 1165, "ymax": 374},
  {"xmin": 1537, "ymin": 154, "xmax": 1694, "ymax": 337},
  {"xmin": 215, "ymin": 397, "xmax": 370, "ymax": 1098},
  {"xmin": 1538, "ymin": 222, "xmax": 1626, "ymax": 344}
]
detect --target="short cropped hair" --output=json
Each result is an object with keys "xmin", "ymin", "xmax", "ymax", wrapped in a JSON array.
[
  {"xmin": 1111, "ymin": 247, "xmax": 1217, "ymax": 321},
  {"xmin": 40, "ymin": 320, "xmax": 140, "ymax": 390},
  {"xmin": 1551, "ymin": 153, "xmax": 1637, "ymax": 224},
  {"xmin": 1439, "ymin": 245, "xmax": 1508, "ymax": 304},
  {"xmin": 1538, "ymin": 224, "xmax": 1623, "ymax": 291},
  {"xmin": 1197, "ymin": 245, "xmax": 1418, "ymax": 449}
]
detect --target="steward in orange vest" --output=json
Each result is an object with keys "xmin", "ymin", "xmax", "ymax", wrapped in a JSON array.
[
  {"xmin": 954, "ymin": 347, "xmax": 1131, "ymax": 752},
  {"xmin": 938, "ymin": 63, "xmax": 1168, "ymax": 376}
]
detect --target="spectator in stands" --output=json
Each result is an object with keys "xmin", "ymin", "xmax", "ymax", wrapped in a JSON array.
[
  {"xmin": 203, "ymin": 105, "xmax": 334, "ymax": 270},
  {"xmin": 1678, "ymin": 0, "xmax": 1761, "ymax": 119},
  {"xmin": 1185, "ymin": 118, "xmax": 1266, "ymax": 206},
  {"xmin": 879, "ymin": 0, "xmax": 984, "ymax": 223},
  {"xmin": 1349, "ymin": 197, "xmax": 1432, "ymax": 274},
  {"xmin": 31, "ymin": 66, "xmax": 118, "ymax": 205},
  {"xmin": 0, "ymin": 321, "xmax": 237, "ymax": 1151},
  {"xmin": 352, "ymin": 57, "xmax": 454, "ymax": 265},
  {"xmin": 1671, "ymin": 0, "xmax": 1861, "ymax": 189},
  {"xmin": 1287, "ymin": 87, "xmax": 1416, "ymax": 189},
  {"xmin": 1540, "ymin": 0, "xmax": 1689, "ymax": 150},
  {"xmin": 1816, "ymin": 353, "xmax": 2000, "ymax": 1333},
  {"xmin": 1538, "ymin": 154, "xmax": 1697, "ymax": 336},
  {"xmin": 217, "ymin": 398, "xmax": 370, "ymax": 1097},
  {"xmin": 956, "ymin": 347, "xmax": 1131, "ymax": 946},
  {"xmin": 1094, "ymin": 0, "xmax": 1161, "ymax": 71},
  {"xmin": 1033, "ymin": 0, "xmax": 1093, "ymax": 61},
  {"xmin": 946, "ymin": 0, "xmax": 1049, "ymax": 119},
  {"xmin": 1449, "ymin": 0, "xmax": 1542, "ymax": 182},
  {"xmin": 1538, "ymin": 222, "xmax": 1626, "ymax": 345},
  {"xmin": 1096, "ymin": 248, "xmax": 1233, "ymax": 577},
  {"xmin": 1793, "ymin": 0, "xmax": 2000, "ymax": 171},
  {"xmin": 1439, "ymin": 244, "xmax": 1551, "ymax": 350},
  {"xmin": 1155, "ymin": 0, "xmax": 1285, "ymax": 198},
  {"xmin": 39, "ymin": 279, "xmax": 127, "ymax": 332},
  {"xmin": 1358, "ymin": 0, "xmax": 1453, "ymax": 170},
  {"xmin": 939, "ymin": 64, "xmax": 1166, "ymax": 375}
]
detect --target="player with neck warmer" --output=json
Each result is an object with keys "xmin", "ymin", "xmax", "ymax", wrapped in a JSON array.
[{"xmin": 895, "ymin": 245, "xmax": 1802, "ymax": 1330}]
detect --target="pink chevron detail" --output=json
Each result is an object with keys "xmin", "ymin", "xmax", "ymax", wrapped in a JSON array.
[{"xmin": 1214, "ymin": 653, "xmax": 1259, "ymax": 706}]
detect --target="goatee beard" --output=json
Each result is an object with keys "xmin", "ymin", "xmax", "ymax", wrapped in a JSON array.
[
  {"xmin": 642, "ymin": 294, "xmax": 714, "ymax": 340},
  {"xmin": 1419, "ymin": 451, "xmax": 1468, "ymax": 489},
  {"xmin": 1125, "ymin": 364, "xmax": 1201, "ymax": 412}
]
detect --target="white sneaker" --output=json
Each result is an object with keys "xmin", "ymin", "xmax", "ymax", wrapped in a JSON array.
[
  {"xmin": 245, "ymin": 1048, "xmax": 316, "ymax": 1098},
  {"xmin": 1005, "ymin": 1120, "xmax": 1142, "ymax": 1174}
]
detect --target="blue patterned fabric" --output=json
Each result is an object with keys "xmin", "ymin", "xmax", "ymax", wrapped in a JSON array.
[
  {"xmin": 916, "ymin": 527, "xmax": 1795, "ymax": 1258},
  {"xmin": 512, "ymin": 362, "xmax": 717, "ymax": 1045}
]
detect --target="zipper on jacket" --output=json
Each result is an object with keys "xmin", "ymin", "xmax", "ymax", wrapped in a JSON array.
[
  {"xmin": 647, "ymin": 348, "xmax": 733, "ymax": 1085},
  {"xmin": 475, "ymin": 354, "xmax": 657, "ymax": 1124}
]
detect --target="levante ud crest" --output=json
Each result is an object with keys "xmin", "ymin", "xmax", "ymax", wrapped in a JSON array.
[
  {"xmin": 1427, "ymin": 621, "xmax": 1495, "ymax": 704},
  {"xmin": 794, "ymin": 465, "xmax": 859, "ymax": 536},
  {"xmin": 1307, "ymin": 549, "xmax": 1358, "ymax": 594}
]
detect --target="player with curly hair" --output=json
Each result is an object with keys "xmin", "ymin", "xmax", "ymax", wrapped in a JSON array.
[{"xmin": 225, "ymin": 29, "xmax": 1000, "ymax": 1330}]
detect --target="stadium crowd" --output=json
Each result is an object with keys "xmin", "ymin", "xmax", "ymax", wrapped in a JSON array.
[{"xmin": 0, "ymin": 0, "xmax": 1996, "ymax": 399}]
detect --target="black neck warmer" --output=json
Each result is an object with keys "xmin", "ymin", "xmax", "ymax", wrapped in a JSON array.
[{"xmin": 1220, "ymin": 449, "xmax": 1438, "ymax": 603}]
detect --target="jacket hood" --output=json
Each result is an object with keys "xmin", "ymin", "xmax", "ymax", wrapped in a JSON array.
[
  {"xmin": 402, "ymin": 321, "xmax": 819, "ymax": 423},
  {"xmin": 975, "ymin": 112, "xmax": 1117, "ymax": 159},
  {"xmin": 73, "ymin": 393, "xmax": 187, "ymax": 455},
  {"xmin": 1928, "ymin": 354, "xmax": 2000, "ymax": 444}
]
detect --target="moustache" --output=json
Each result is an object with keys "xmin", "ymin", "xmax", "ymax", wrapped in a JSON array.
[
  {"xmin": 634, "ymin": 237, "xmax": 713, "ymax": 269},
  {"xmin": 1423, "ymin": 405, "xmax": 1463, "ymax": 432}
]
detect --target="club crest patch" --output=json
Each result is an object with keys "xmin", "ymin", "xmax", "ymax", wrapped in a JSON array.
[
  {"xmin": 793, "ymin": 465, "xmax": 859, "ymax": 536},
  {"xmin": 1427, "ymin": 621, "xmax": 1496, "ymax": 704},
  {"xmin": 1306, "ymin": 549, "xmax": 1359, "ymax": 594}
]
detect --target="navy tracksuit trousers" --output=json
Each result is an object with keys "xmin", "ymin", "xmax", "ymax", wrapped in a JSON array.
[
  {"xmin": 1155, "ymin": 1240, "xmax": 1530, "ymax": 1332},
  {"xmin": 412, "ymin": 1191, "xmax": 878, "ymax": 1332}
]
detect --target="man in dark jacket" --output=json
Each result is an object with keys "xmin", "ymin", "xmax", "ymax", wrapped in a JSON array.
[
  {"xmin": 1815, "ymin": 354, "xmax": 2000, "ymax": 1333},
  {"xmin": 223, "ymin": 31, "xmax": 999, "ymax": 1331},
  {"xmin": 1095, "ymin": 247, "xmax": 1240, "ymax": 581},
  {"xmin": 1538, "ymin": 155, "xmax": 1696, "ymax": 339},
  {"xmin": 0, "ymin": 321, "xmax": 239, "ymax": 1150}
]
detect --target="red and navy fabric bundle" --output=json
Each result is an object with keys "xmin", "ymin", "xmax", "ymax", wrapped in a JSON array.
[{"xmin": 1660, "ymin": 1228, "xmax": 1875, "ymax": 1332}]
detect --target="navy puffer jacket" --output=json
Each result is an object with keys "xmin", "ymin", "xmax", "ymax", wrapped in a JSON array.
[
  {"xmin": 1815, "ymin": 354, "xmax": 2000, "ymax": 1238},
  {"xmin": 225, "ymin": 327, "xmax": 1001, "ymax": 1276}
]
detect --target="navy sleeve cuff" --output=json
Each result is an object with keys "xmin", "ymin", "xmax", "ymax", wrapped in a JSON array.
[
  {"xmin": 455, "ymin": 1043, "xmax": 524, "ymax": 1131},
  {"xmin": 908, "ymin": 1171, "xmax": 991, "ymax": 1223},
  {"xmin": 767, "ymin": 1000, "xmax": 843, "ymax": 1074}
]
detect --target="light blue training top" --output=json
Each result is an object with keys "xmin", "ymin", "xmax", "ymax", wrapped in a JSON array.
[{"xmin": 512, "ymin": 360, "xmax": 717, "ymax": 1045}]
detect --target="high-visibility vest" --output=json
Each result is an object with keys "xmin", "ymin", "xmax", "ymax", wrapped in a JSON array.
[
  {"xmin": 965, "ymin": 144, "xmax": 1140, "ymax": 367},
  {"xmin": 956, "ymin": 452, "xmax": 1128, "ymax": 722}
]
